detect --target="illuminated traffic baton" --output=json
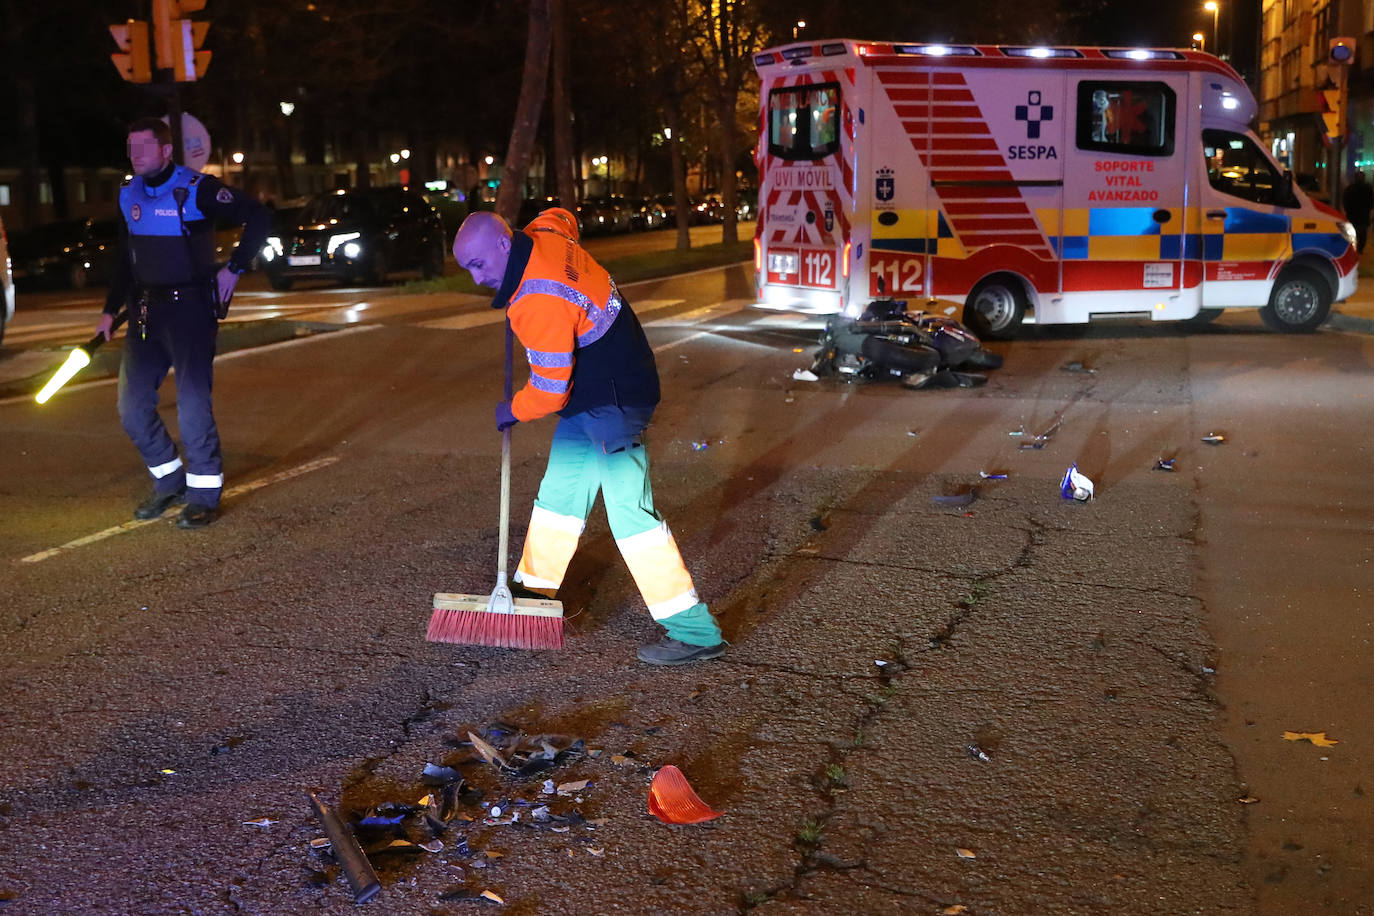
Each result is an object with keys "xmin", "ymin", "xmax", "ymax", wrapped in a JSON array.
[{"xmin": 35, "ymin": 313, "xmax": 126, "ymax": 405}]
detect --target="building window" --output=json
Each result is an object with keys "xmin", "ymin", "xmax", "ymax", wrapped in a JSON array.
[
  {"xmin": 39, "ymin": 181, "xmax": 52, "ymax": 204},
  {"xmin": 75, "ymin": 179, "xmax": 87, "ymax": 204},
  {"xmin": 0, "ymin": 184, "xmax": 10, "ymax": 206}
]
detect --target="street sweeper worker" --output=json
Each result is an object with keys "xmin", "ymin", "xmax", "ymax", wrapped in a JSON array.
[
  {"xmin": 93, "ymin": 116, "xmax": 270, "ymax": 529},
  {"xmin": 452, "ymin": 208, "xmax": 726, "ymax": 665}
]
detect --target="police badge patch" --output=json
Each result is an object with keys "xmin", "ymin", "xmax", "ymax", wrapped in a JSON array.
[
  {"xmin": 216, "ymin": 187, "xmax": 234, "ymax": 204},
  {"xmin": 131, "ymin": 204, "xmax": 142, "ymax": 221}
]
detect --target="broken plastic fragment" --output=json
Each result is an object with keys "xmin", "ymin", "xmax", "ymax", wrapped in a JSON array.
[
  {"xmin": 1018, "ymin": 440, "xmax": 1046, "ymax": 450},
  {"xmin": 1060, "ymin": 463, "xmax": 1094, "ymax": 501},
  {"xmin": 1155, "ymin": 458, "xmax": 1176, "ymax": 471},
  {"xmin": 1061, "ymin": 360, "xmax": 1096, "ymax": 374},
  {"xmin": 792, "ymin": 368, "xmax": 820, "ymax": 382},
  {"xmin": 979, "ymin": 471, "xmax": 1008, "ymax": 480},
  {"xmin": 556, "ymin": 779, "xmax": 590, "ymax": 796},
  {"xmin": 467, "ymin": 731, "xmax": 510, "ymax": 769},
  {"xmin": 956, "ymin": 848, "xmax": 977, "ymax": 859},
  {"xmin": 542, "ymin": 779, "xmax": 556, "ymax": 795},
  {"xmin": 1238, "ymin": 795, "xmax": 1260, "ymax": 804},
  {"xmin": 691, "ymin": 440, "xmax": 709, "ymax": 451},
  {"xmin": 942, "ymin": 907, "xmax": 969, "ymax": 915},
  {"xmin": 310, "ymin": 837, "xmax": 332, "ymax": 850},
  {"xmin": 966, "ymin": 744, "xmax": 991, "ymax": 763},
  {"xmin": 1283, "ymin": 731, "xmax": 1338, "ymax": 747},
  {"xmin": 480, "ymin": 890, "xmax": 505, "ymax": 903},
  {"xmin": 489, "ymin": 806, "xmax": 502, "ymax": 818},
  {"xmin": 587, "ymin": 847, "xmax": 605, "ymax": 857},
  {"xmin": 484, "ymin": 850, "xmax": 505, "ymax": 860},
  {"xmin": 243, "ymin": 817, "xmax": 277, "ymax": 828},
  {"xmin": 648, "ymin": 765, "xmax": 723, "ymax": 824},
  {"xmin": 420, "ymin": 839, "xmax": 444, "ymax": 853},
  {"xmin": 423, "ymin": 763, "xmax": 461, "ymax": 785},
  {"xmin": 1201, "ymin": 433, "xmax": 1226, "ymax": 445},
  {"xmin": 160, "ymin": 769, "xmax": 176, "ymax": 775}
]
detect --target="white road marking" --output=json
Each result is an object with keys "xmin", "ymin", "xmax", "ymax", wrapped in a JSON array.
[
  {"xmin": 0, "ymin": 325, "xmax": 379, "ymax": 407},
  {"xmin": 18, "ymin": 456, "xmax": 342, "ymax": 564}
]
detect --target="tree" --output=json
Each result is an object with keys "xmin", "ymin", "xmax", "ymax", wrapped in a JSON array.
[{"xmin": 496, "ymin": 0, "xmax": 552, "ymax": 223}]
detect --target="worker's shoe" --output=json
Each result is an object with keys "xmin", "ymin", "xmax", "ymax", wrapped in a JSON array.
[
  {"xmin": 636, "ymin": 637, "xmax": 726, "ymax": 666},
  {"xmin": 176, "ymin": 503, "xmax": 218, "ymax": 529},
  {"xmin": 134, "ymin": 487, "xmax": 186, "ymax": 520}
]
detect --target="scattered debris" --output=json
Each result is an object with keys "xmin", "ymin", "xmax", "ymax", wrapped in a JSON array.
[
  {"xmin": 809, "ymin": 515, "xmax": 830, "ymax": 531},
  {"xmin": 1061, "ymin": 360, "xmax": 1097, "ymax": 374},
  {"xmin": 1238, "ymin": 795, "xmax": 1260, "ymax": 804},
  {"xmin": 587, "ymin": 847, "xmax": 605, "ymax": 857},
  {"xmin": 966, "ymin": 744, "xmax": 991, "ymax": 763},
  {"xmin": 1008, "ymin": 427, "xmax": 1025, "ymax": 437},
  {"xmin": 1283, "ymin": 731, "xmax": 1338, "ymax": 747},
  {"xmin": 956, "ymin": 848, "xmax": 977, "ymax": 859},
  {"xmin": 648, "ymin": 765, "xmax": 723, "ymax": 824},
  {"xmin": 1155, "ymin": 458, "xmax": 1176, "ymax": 471},
  {"xmin": 942, "ymin": 907, "xmax": 969, "ymax": 915},
  {"xmin": 691, "ymin": 440, "xmax": 710, "ymax": 451},
  {"xmin": 308, "ymin": 792, "xmax": 382, "ymax": 904},
  {"xmin": 467, "ymin": 732, "xmax": 510, "ymax": 770},
  {"xmin": 242, "ymin": 817, "xmax": 277, "ymax": 828},
  {"xmin": 1060, "ymin": 463, "xmax": 1094, "ymax": 501},
  {"xmin": 906, "ymin": 429, "xmax": 919, "ymax": 437},
  {"xmin": 556, "ymin": 780, "xmax": 590, "ymax": 796},
  {"xmin": 979, "ymin": 471, "xmax": 1008, "ymax": 480},
  {"xmin": 792, "ymin": 368, "xmax": 820, "ymax": 382},
  {"xmin": 423, "ymin": 763, "xmax": 461, "ymax": 785},
  {"xmin": 1201, "ymin": 433, "xmax": 1226, "ymax": 445},
  {"xmin": 480, "ymin": 890, "xmax": 505, "ymax": 904},
  {"xmin": 310, "ymin": 837, "xmax": 332, "ymax": 850}
]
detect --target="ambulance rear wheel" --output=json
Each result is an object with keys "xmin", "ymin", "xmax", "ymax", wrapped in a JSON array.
[
  {"xmin": 965, "ymin": 276, "xmax": 1027, "ymax": 340},
  {"xmin": 1259, "ymin": 267, "xmax": 1330, "ymax": 333}
]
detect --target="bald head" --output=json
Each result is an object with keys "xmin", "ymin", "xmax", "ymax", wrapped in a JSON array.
[{"xmin": 454, "ymin": 211, "xmax": 513, "ymax": 289}]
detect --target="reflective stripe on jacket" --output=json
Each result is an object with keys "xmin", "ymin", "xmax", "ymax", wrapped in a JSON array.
[{"xmin": 500, "ymin": 208, "xmax": 659, "ymax": 421}]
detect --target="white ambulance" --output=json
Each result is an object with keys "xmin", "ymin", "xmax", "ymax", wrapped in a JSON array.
[{"xmin": 752, "ymin": 40, "xmax": 1358, "ymax": 337}]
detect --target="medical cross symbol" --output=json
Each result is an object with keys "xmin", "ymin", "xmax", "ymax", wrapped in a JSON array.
[{"xmin": 1014, "ymin": 90, "xmax": 1053, "ymax": 139}]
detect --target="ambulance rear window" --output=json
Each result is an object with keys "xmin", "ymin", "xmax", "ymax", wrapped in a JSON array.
[
  {"xmin": 1076, "ymin": 81, "xmax": 1175, "ymax": 157},
  {"xmin": 768, "ymin": 83, "xmax": 841, "ymax": 161}
]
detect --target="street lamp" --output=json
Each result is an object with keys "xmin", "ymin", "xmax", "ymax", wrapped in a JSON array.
[
  {"xmin": 231, "ymin": 151, "xmax": 244, "ymax": 165},
  {"xmin": 793, "ymin": 19, "xmax": 806, "ymax": 40},
  {"xmin": 279, "ymin": 101, "xmax": 295, "ymax": 117},
  {"xmin": 1203, "ymin": 1, "xmax": 1219, "ymax": 56},
  {"xmin": 1192, "ymin": 32, "xmax": 1205, "ymax": 52}
]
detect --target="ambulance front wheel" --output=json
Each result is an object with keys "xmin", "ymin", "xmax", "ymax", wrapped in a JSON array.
[
  {"xmin": 1259, "ymin": 267, "xmax": 1331, "ymax": 333},
  {"xmin": 964, "ymin": 276, "xmax": 1028, "ymax": 340}
]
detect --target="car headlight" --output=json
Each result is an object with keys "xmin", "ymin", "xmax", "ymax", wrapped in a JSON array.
[
  {"xmin": 265, "ymin": 236, "xmax": 284, "ymax": 256},
  {"xmin": 327, "ymin": 231, "xmax": 361, "ymax": 255},
  {"xmin": 341, "ymin": 241, "xmax": 362, "ymax": 259},
  {"xmin": 1341, "ymin": 221, "xmax": 1357, "ymax": 247}
]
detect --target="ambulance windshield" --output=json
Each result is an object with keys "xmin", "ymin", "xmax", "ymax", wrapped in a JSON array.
[
  {"xmin": 1203, "ymin": 129, "xmax": 1299, "ymax": 207},
  {"xmin": 768, "ymin": 83, "xmax": 841, "ymax": 161}
]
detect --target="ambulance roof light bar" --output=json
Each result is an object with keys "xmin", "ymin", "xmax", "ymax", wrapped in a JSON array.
[
  {"xmin": 1103, "ymin": 48, "xmax": 1185, "ymax": 61},
  {"xmin": 894, "ymin": 43, "xmax": 981, "ymax": 56},
  {"xmin": 1002, "ymin": 46, "xmax": 1083, "ymax": 59}
]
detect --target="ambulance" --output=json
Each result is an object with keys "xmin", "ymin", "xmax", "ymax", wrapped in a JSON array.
[{"xmin": 752, "ymin": 40, "xmax": 1358, "ymax": 337}]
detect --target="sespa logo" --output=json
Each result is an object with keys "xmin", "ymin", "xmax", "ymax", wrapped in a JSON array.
[{"xmin": 1008, "ymin": 145, "xmax": 1059, "ymax": 160}]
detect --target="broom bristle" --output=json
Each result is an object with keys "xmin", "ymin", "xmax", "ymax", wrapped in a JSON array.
[{"xmin": 426, "ymin": 607, "xmax": 564, "ymax": 650}]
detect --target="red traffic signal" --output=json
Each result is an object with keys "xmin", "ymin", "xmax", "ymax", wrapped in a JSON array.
[{"xmin": 152, "ymin": 0, "xmax": 212, "ymax": 81}]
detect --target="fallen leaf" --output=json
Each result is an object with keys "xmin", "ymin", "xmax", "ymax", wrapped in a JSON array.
[
  {"xmin": 480, "ymin": 890, "xmax": 504, "ymax": 903},
  {"xmin": 956, "ymin": 848, "xmax": 976, "ymax": 859},
  {"xmin": 468, "ymin": 731, "xmax": 510, "ymax": 768},
  {"xmin": 1283, "ymin": 731, "xmax": 1338, "ymax": 747},
  {"xmin": 484, "ymin": 850, "xmax": 505, "ymax": 860}
]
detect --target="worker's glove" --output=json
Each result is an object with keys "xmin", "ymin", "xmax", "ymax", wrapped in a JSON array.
[{"xmin": 495, "ymin": 400, "xmax": 518, "ymax": 432}]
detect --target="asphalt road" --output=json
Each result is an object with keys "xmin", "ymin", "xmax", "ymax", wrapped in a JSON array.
[{"xmin": 1, "ymin": 262, "xmax": 1370, "ymax": 915}]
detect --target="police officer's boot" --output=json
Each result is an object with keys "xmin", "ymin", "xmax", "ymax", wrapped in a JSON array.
[
  {"xmin": 134, "ymin": 487, "xmax": 186, "ymax": 520},
  {"xmin": 177, "ymin": 503, "xmax": 218, "ymax": 529}
]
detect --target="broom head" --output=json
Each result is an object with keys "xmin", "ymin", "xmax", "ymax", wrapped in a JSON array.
[{"xmin": 427, "ymin": 587, "xmax": 564, "ymax": 649}]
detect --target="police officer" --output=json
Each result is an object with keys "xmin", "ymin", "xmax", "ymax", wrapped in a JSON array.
[{"xmin": 94, "ymin": 116, "xmax": 270, "ymax": 528}]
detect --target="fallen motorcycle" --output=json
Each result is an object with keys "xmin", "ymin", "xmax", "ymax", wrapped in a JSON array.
[{"xmin": 808, "ymin": 299, "xmax": 1004, "ymax": 388}]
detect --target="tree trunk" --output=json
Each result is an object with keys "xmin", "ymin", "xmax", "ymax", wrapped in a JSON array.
[
  {"xmin": 717, "ymin": 96, "xmax": 738, "ymax": 244},
  {"xmin": 551, "ymin": 0, "xmax": 578, "ymax": 206},
  {"xmin": 496, "ymin": 0, "xmax": 553, "ymax": 224},
  {"xmin": 3, "ymin": 0, "xmax": 41, "ymax": 228},
  {"xmin": 669, "ymin": 110, "xmax": 690, "ymax": 251},
  {"xmin": 354, "ymin": 126, "xmax": 371, "ymax": 190}
]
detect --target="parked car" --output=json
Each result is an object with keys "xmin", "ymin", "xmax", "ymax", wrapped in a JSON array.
[
  {"xmin": 8, "ymin": 218, "xmax": 120, "ymax": 290},
  {"xmin": 1, "ymin": 214, "xmax": 14, "ymax": 346},
  {"xmin": 627, "ymin": 197, "xmax": 668, "ymax": 231},
  {"xmin": 516, "ymin": 196, "xmax": 584, "ymax": 234},
  {"xmin": 260, "ymin": 187, "xmax": 444, "ymax": 289},
  {"xmin": 578, "ymin": 197, "xmax": 634, "ymax": 235}
]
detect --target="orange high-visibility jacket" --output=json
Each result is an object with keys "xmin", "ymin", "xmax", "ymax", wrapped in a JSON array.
[{"xmin": 495, "ymin": 208, "xmax": 658, "ymax": 421}]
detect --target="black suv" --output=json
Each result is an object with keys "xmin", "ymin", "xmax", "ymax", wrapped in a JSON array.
[{"xmin": 261, "ymin": 187, "xmax": 444, "ymax": 289}]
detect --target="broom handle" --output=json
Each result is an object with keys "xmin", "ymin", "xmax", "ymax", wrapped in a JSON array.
[{"xmin": 497, "ymin": 317, "xmax": 514, "ymax": 585}]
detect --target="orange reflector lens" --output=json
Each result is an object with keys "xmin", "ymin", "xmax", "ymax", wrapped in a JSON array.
[{"xmin": 648, "ymin": 765, "xmax": 723, "ymax": 824}]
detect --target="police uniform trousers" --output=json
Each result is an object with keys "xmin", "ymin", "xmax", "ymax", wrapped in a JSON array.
[
  {"xmin": 514, "ymin": 404, "xmax": 722, "ymax": 647},
  {"xmin": 117, "ymin": 291, "xmax": 223, "ymax": 507}
]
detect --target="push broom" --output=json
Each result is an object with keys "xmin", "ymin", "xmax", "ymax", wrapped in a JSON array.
[{"xmin": 427, "ymin": 318, "xmax": 564, "ymax": 649}]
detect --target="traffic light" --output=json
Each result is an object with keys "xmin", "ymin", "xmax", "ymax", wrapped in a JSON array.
[
  {"xmin": 109, "ymin": 20, "xmax": 152, "ymax": 84},
  {"xmin": 1329, "ymin": 37, "xmax": 1356, "ymax": 66},
  {"xmin": 153, "ymin": 0, "xmax": 212, "ymax": 82},
  {"xmin": 1321, "ymin": 88, "xmax": 1342, "ymax": 138}
]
